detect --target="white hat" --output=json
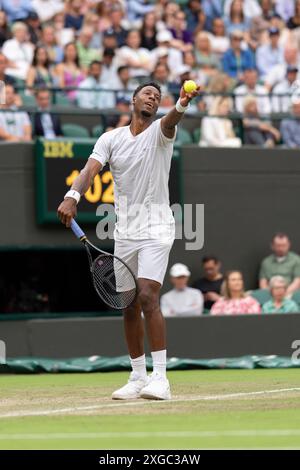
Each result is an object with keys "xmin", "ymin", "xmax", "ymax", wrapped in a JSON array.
[
  {"xmin": 170, "ymin": 263, "xmax": 191, "ymax": 277},
  {"xmin": 177, "ymin": 64, "xmax": 191, "ymax": 76},
  {"xmin": 156, "ymin": 46, "xmax": 169, "ymax": 58},
  {"xmin": 156, "ymin": 30, "xmax": 173, "ymax": 43}
]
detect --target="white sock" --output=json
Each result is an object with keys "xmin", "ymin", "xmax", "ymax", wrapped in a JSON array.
[
  {"xmin": 130, "ymin": 354, "xmax": 147, "ymax": 378},
  {"xmin": 151, "ymin": 349, "xmax": 167, "ymax": 378}
]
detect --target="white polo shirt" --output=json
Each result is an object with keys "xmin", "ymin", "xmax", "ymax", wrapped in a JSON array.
[
  {"xmin": 161, "ymin": 287, "xmax": 204, "ymax": 317},
  {"xmin": 89, "ymin": 118, "xmax": 176, "ymax": 241}
]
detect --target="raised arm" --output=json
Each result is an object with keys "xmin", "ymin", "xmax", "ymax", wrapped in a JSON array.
[
  {"xmin": 57, "ymin": 158, "xmax": 102, "ymax": 227},
  {"xmin": 160, "ymin": 84, "xmax": 201, "ymax": 139}
]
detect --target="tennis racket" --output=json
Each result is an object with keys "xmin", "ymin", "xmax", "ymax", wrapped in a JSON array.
[{"xmin": 70, "ymin": 219, "xmax": 138, "ymax": 310}]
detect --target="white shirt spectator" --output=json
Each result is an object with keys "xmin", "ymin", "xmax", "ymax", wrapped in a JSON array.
[
  {"xmin": 223, "ymin": 0, "xmax": 262, "ymax": 18},
  {"xmin": 209, "ymin": 34, "xmax": 230, "ymax": 58},
  {"xmin": 161, "ymin": 287, "xmax": 204, "ymax": 317},
  {"xmin": 200, "ymin": 117, "xmax": 242, "ymax": 147},
  {"xmin": 77, "ymin": 77, "xmax": 115, "ymax": 109},
  {"xmin": 0, "ymin": 107, "xmax": 31, "ymax": 139},
  {"xmin": 272, "ymin": 79, "xmax": 294, "ymax": 113},
  {"xmin": 31, "ymin": 0, "xmax": 64, "ymax": 22},
  {"xmin": 274, "ymin": 0, "xmax": 295, "ymax": 22},
  {"xmin": 116, "ymin": 46, "xmax": 151, "ymax": 78},
  {"xmin": 2, "ymin": 38, "xmax": 34, "ymax": 80},
  {"xmin": 235, "ymin": 84, "xmax": 271, "ymax": 114},
  {"xmin": 265, "ymin": 63, "xmax": 300, "ymax": 89}
]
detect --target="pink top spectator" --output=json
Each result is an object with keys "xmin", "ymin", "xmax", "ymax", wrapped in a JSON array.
[{"xmin": 210, "ymin": 296, "xmax": 261, "ymax": 315}]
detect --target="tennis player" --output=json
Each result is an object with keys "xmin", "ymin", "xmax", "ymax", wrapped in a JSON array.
[{"xmin": 58, "ymin": 82, "xmax": 199, "ymax": 400}]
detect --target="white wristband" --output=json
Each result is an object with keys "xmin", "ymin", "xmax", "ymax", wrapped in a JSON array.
[
  {"xmin": 175, "ymin": 98, "xmax": 189, "ymax": 113},
  {"xmin": 64, "ymin": 189, "xmax": 81, "ymax": 204}
]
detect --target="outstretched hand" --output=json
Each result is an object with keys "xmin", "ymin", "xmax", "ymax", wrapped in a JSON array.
[{"xmin": 179, "ymin": 84, "xmax": 202, "ymax": 107}]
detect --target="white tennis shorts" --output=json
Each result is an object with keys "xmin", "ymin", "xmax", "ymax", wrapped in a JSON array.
[{"xmin": 114, "ymin": 238, "xmax": 174, "ymax": 286}]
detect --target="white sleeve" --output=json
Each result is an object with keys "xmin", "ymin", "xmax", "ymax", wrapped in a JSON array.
[
  {"xmin": 89, "ymin": 131, "xmax": 112, "ymax": 167},
  {"xmin": 21, "ymin": 112, "xmax": 31, "ymax": 127}
]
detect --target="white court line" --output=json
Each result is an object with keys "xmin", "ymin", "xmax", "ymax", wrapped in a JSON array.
[
  {"xmin": 0, "ymin": 430, "xmax": 299, "ymax": 440},
  {"xmin": 0, "ymin": 387, "xmax": 300, "ymax": 419}
]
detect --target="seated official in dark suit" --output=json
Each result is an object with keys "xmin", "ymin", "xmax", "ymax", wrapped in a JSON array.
[{"xmin": 33, "ymin": 88, "xmax": 63, "ymax": 138}]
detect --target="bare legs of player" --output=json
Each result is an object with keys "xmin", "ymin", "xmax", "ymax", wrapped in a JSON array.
[{"xmin": 123, "ymin": 278, "xmax": 166, "ymax": 358}]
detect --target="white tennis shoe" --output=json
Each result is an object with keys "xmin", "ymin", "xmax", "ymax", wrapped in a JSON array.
[
  {"xmin": 111, "ymin": 372, "xmax": 148, "ymax": 400},
  {"xmin": 140, "ymin": 371, "xmax": 171, "ymax": 400}
]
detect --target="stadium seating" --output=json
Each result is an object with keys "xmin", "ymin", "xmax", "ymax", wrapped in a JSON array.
[{"xmin": 62, "ymin": 123, "xmax": 90, "ymax": 138}]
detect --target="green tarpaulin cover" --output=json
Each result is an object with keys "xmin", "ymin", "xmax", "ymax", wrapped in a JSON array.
[{"xmin": 1, "ymin": 355, "xmax": 300, "ymax": 374}]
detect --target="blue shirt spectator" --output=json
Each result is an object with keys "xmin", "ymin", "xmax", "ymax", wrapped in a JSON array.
[
  {"xmin": 280, "ymin": 100, "xmax": 300, "ymax": 148},
  {"xmin": 222, "ymin": 31, "xmax": 255, "ymax": 79},
  {"xmin": 185, "ymin": 0, "xmax": 222, "ymax": 32},
  {"xmin": 127, "ymin": 0, "xmax": 154, "ymax": 22},
  {"xmin": 256, "ymin": 27, "xmax": 284, "ymax": 79},
  {"xmin": 0, "ymin": 0, "xmax": 34, "ymax": 22}
]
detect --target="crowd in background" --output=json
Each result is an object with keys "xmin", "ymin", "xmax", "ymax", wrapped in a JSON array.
[
  {"xmin": 1, "ymin": 1, "xmax": 300, "ymax": 146},
  {"xmin": 161, "ymin": 233, "xmax": 300, "ymax": 316}
]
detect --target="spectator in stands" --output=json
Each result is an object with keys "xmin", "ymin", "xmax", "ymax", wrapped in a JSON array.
[
  {"xmin": 104, "ymin": 3, "xmax": 127, "ymax": 48},
  {"xmin": 140, "ymin": 11, "xmax": 157, "ymax": 51},
  {"xmin": 235, "ymin": 68, "xmax": 271, "ymax": 115},
  {"xmin": 0, "ymin": 0, "xmax": 35, "ymax": 23},
  {"xmin": 193, "ymin": 256, "xmax": 223, "ymax": 311},
  {"xmin": 272, "ymin": 65, "xmax": 298, "ymax": 113},
  {"xmin": 209, "ymin": 17, "xmax": 230, "ymax": 59},
  {"xmin": 76, "ymin": 26, "xmax": 100, "ymax": 71},
  {"xmin": 0, "ymin": 10, "xmax": 11, "ymax": 47},
  {"xmin": 256, "ymin": 27, "xmax": 284, "ymax": 80},
  {"xmin": 152, "ymin": 29, "xmax": 183, "ymax": 80},
  {"xmin": 259, "ymin": 233, "xmax": 300, "ymax": 294},
  {"xmin": 204, "ymin": 71, "xmax": 234, "ymax": 109},
  {"xmin": 64, "ymin": 0, "xmax": 84, "ymax": 32},
  {"xmin": 161, "ymin": 2, "xmax": 180, "ymax": 30},
  {"xmin": 0, "ymin": 84, "xmax": 32, "ymax": 142},
  {"xmin": 224, "ymin": 0, "xmax": 251, "ymax": 35},
  {"xmin": 243, "ymin": 96, "xmax": 280, "ymax": 147},
  {"xmin": 96, "ymin": 1, "xmax": 113, "ymax": 33},
  {"xmin": 280, "ymin": 97, "xmax": 300, "ymax": 148},
  {"xmin": 211, "ymin": 271, "xmax": 261, "ymax": 315},
  {"xmin": 26, "ymin": 46, "xmax": 54, "ymax": 91},
  {"xmin": 182, "ymin": 50, "xmax": 209, "ymax": 87},
  {"xmin": 0, "ymin": 53, "xmax": 16, "ymax": 86},
  {"xmin": 114, "ymin": 65, "xmax": 138, "ymax": 101},
  {"xmin": 287, "ymin": 0, "xmax": 300, "ymax": 30},
  {"xmin": 55, "ymin": 42, "xmax": 85, "ymax": 102},
  {"xmin": 222, "ymin": 30, "xmax": 255, "ymax": 80},
  {"xmin": 168, "ymin": 9, "xmax": 193, "ymax": 49},
  {"xmin": 275, "ymin": 0, "xmax": 295, "ymax": 23},
  {"xmin": 25, "ymin": 11, "xmax": 41, "ymax": 45},
  {"xmin": 82, "ymin": 12, "xmax": 102, "ymax": 49},
  {"xmin": 161, "ymin": 263, "xmax": 203, "ymax": 317},
  {"xmin": 100, "ymin": 48, "xmax": 118, "ymax": 84},
  {"xmin": 158, "ymin": 93, "xmax": 175, "ymax": 113},
  {"xmin": 264, "ymin": 46, "xmax": 299, "ymax": 91},
  {"xmin": 185, "ymin": 0, "xmax": 210, "ymax": 32},
  {"xmin": 40, "ymin": 24, "xmax": 64, "ymax": 64},
  {"xmin": 194, "ymin": 32, "xmax": 220, "ymax": 76},
  {"xmin": 77, "ymin": 60, "xmax": 115, "ymax": 109},
  {"xmin": 200, "ymin": 96, "xmax": 242, "ymax": 148},
  {"xmin": 262, "ymin": 276, "xmax": 299, "ymax": 313},
  {"xmin": 223, "ymin": 0, "xmax": 262, "ymax": 19},
  {"xmin": 32, "ymin": 0, "xmax": 64, "ymax": 23},
  {"xmin": 127, "ymin": 0, "xmax": 154, "ymax": 23},
  {"xmin": 2, "ymin": 22, "xmax": 34, "ymax": 81},
  {"xmin": 151, "ymin": 62, "xmax": 175, "ymax": 96},
  {"xmin": 117, "ymin": 29, "xmax": 152, "ymax": 78},
  {"xmin": 33, "ymin": 88, "xmax": 63, "ymax": 139},
  {"xmin": 105, "ymin": 96, "xmax": 131, "ymax": 131}
]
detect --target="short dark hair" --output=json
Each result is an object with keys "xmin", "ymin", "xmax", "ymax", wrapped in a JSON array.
[
  {"xmin": 117, "ymin": 65, "xmax": 129, "ymax": 75},
  {"xmin": 272, "ymin": 232, "xmax": 290, "ymax": 241},
  {"xmin": 103, "ymin": 48, "xmax": 115, "ymax": 57},
  {"xmin": 202, "ymin": 255, "xmax": 220, "ymax": 264},
  {"xmin": 133, "ymin": 82, "xmax": 161, "ymax": 98},
  {"xmin": 35, "ymin": 87, "xmax": 50, "ymax": 97},
  {"xmin": 90, "ymin": 60, "xmax": 102, "ymax": 68}
]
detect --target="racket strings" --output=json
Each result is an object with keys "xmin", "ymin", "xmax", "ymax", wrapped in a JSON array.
[{"xmin": 92, "ymin": 254, "xmax": 137, "ymax": 309}]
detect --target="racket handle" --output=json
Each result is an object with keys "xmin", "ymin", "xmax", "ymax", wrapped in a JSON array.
[{"xmin": 70, "ymin": 219, "xmax": 86, "ymax": 240}]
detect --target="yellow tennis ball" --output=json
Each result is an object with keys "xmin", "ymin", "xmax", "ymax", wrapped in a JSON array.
[{"xmin": 183, "ymin": 80, "xmax": 197, "ymax": 93}]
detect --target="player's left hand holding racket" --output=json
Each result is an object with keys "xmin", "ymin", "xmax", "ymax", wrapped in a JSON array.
[{"xmin": 57, "ymin": 200, "xmax": 137, "ymax": 310}]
